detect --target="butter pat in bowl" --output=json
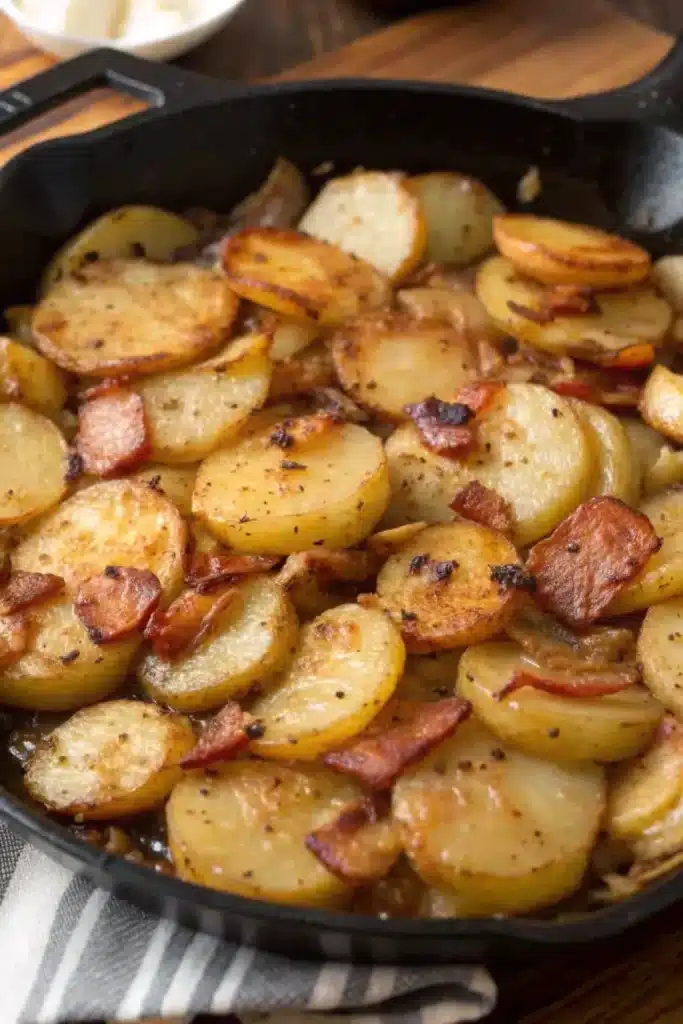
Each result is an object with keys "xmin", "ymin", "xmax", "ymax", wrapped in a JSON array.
[{"xmin": 2, "ymin": 0, "xmax": 247, "ymax": 60}]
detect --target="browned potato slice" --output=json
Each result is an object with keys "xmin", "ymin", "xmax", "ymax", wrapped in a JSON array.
[
  {"xmin": 640, "ymin": 365, "xmax": 683, "ymax": 444},
  {"xmin": 193, "ymin": 419, "xmax": 390, "ymax": 554},
  {"xmin": 137, "ymin": 334, "xmax": 271, "ymax": 464},
  {"xmin": 299, "ymin": 171, "xmax": 426, "ymax": 281},
  {"xmin": 622, "ymin": 418, "xmax": 683, "ymax": 497},
  {"xmin": 222, "ymin": 228, "xmax": 391, "ymax": 326},
  {"xmin": 568, "ymin": 399, "xmax": 640, "ymax": 504},
  {"xmin": 167, "ymin": 761, "xmax": 363, "ymax": 905},
  {"xmin": 26, "ymin": 700, "xmax": 194, "ymax": 819},
  {"xmin": 267, "ymin": 316, "xmax": 320, "ymax": 361},
  {"xmin": 40, "ymin": 206, "xmax": 200, "ymax": 294},
  {"xmin": 397, "ymin": 287, "xmax": 503, "ymax": 342},
  {"xmin": 608, "ymin": 489, "xmax": 683, "ymax": 614},
  {"xmin": 607, "ymin": 720, "xmax": 683, "ymax": 844},
  {"xmin": 651, "ymin": 256, "xmax": 683, "ymax": 312},
  {"xmin": 32, "ymin": 259, "xmax": 239, "ymax": 377},
  {"xmin": 457, "ymin": 642, "xmax": 662, "ymax": 762},
  {"xmin": 331, "ymin": 314, "xmax": 477, "ymax": 420},
  {"xmin": 395, "ymin": 651, "xmax": 462, "ymax": 700},
  {"xmin": 0, "ymin": 403, "xmax": 67, "ymax": 525},
  {"xmin": 638, "ymin": 598, "xmax": 683, "ymax": 717},
  {"xmin": 493, "ymin": 214, "xmax": 651, "ymax": 288},
  {"xmin": 384, "ymin": 383, "xmax": 591, "ymax": 545},
  {"xmin": 376, "ymin": 521, "xmax": 523, "ymax": 652},
  {"xmin": 477, "ymin": 256, "xmax": 671, "ymax": 364},
  {"xmin": 409, "ymin": 172, "xmax": 504, "ymax": 266},
  {"xmin": 250, "ymin": 603, "xmax": 405, "ymax": 760},
  {"xmin": 130, "ymin": 465, "xmax": 197, "ymax": 517},
  {"xmin": 0, "ymin": 595, "xmax": 138, "ymax": 712},
  {"xmin": 0, "ymin": 337, "xmax": 67, "ymax": 417},
  {"xmin": 13, "ymin": 479, "xmax": 186, "ymax": 602},
  {"xmin": 393, "ymin": 719, "xmax": 605, "ymax": 916},
  {"xmin": 138, "ymin": 576, "xmax": 298, "ymax": 713}
]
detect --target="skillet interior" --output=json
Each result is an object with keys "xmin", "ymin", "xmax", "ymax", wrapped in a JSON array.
[{"xmin": 3, "ymin": 49, "xmax": 683, "ymax": 960}]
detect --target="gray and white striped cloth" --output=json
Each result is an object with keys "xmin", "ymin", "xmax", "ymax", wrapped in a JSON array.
[{"xmin": 0, "ymin": 822, "xmax": 496, "ymax": 1024}]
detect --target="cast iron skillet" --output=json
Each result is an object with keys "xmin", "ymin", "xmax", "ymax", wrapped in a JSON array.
[{"xmin": 2, "ymin": 42, "xmax": 683, "ymax": 963}]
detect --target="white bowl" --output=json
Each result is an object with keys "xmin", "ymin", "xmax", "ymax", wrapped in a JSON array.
[{"xmin": 0, "ymin": 0, "xmax": 246, "ymax": 61}]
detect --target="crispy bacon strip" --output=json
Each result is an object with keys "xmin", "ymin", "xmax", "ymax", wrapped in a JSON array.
[
  {"xmin": 452, "ymin": 380, "xmax": 504, "ymax": 415},
  {"xmin": 180, "ymin": 702, "xmax": 263, "ymax": 769},
  {"xmin": 543, "ymin": 285, "xmax": 600, "ymax": 317},
  {"xmin": 527, "ymin": 497, "xmax": 660, "ymax": 628},
  {"xmin": 0, "ymin": 613, "xmax": 28, "ymax": 667},
  {"xmin": 186, "ymin": 552, "xmax": 280, "ymax": 593},
  {"xmin": 75, "ymin": 567, "xmax": 161, "ymax": 644},
  {"xmin": 450, "ymin": 481, "xmax": 514, "ymax": 537},
  {"xmin": 324, "ymin": 697, "xmax": 472, "ymax": 790},
  {"xmin": 0, "ymin": 572, "xmax": 64, "ymax": 615},
  {"xmin": 305, "ymin": 792, "xmax": 402, "ymax": 886},
  {"xmin": 144, "ymin": 584, "xmax": 239, "ymax": 661},
  {"xmin": 405, "ymin": 396, "xmax": 476, "ymax": 457},
  {"xmin": 497, "ymin": 664, "xmax": 640, "ymax": 700},
  {"xmin": 76, "ymin": 387, "xmax": 150, "ymax": 477},
  {"xmin": 551, "ymin": 370, "xmax": 643, "ymax": 409}
]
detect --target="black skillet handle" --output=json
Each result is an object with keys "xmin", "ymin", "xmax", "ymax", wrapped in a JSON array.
[
  {"xmin": 554, "ymin": 35, "xmax": 683, "ymax": 121},
  {"xmin": 0, "ymin": 47, "xmax": 237, "ymax": 137}
]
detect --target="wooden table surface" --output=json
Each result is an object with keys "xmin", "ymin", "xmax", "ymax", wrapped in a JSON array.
[{"xmin": 1, "ymin": 2, "xmax": 683, "ymax": 1023}]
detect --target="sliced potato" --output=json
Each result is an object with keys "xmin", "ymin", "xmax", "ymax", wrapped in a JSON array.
[
  {"xmin": 267, "ymin": 315, "xmax": 319, "ymax": 362},
  {"xmin": 638, "ymin": 598, "xmax": 683, "ymax": 718},
  {"xmin": 493, "ymin": 214, "xmax": 650, "ymax": 288},
  {"xmin": 26, "ymin": 700, "xmax": 194, "ymax": 818},
  {"xmin": 13, "ymin": 479, "xmax": 186, "ymax": 602},
  {"xmin": 640, "ymin": 365, "xmax": 683, "ymax": 444},
  {"xmin": 607, "ymin": 720, "xmax": 683, "ymax": 844},
  {"xmin": 409, "ymin": 172, "xmax": 504, "ymax": 266},
  {"xmin": 368, "ymin": 522, "xmax": 428, "ymax": 557},
  {"xmin": 0, "ymin": 337, "xmax": 67, "ymax": 417},
  {"xmin": 138, "ymin": 576, "xmax": 298, "ymax": 713},
  {"xmin": 396, "ymin": 287, "xmax": 502, "ymax": 342},
  {"xmin": 395, "ymin": 651, "xmax": 462, "ymax": 701},
  {"xmin": 569, "ymin": 399, "xmax": 640, "ymax": 504},
  {"xmin": 0, "ymin": 403, "xmax": 67, "ymax": 525},
  {"xmin": 608, "ymin": 489, "xmax": 683, "ymax": 614},
  {"xmin": 193, "ymin": 419, "xmax": 390, "ymax": 554},
  {"xmin": 385, "ymin": 383, "xmax": 591, "ymax": 545},
  {"xmin": 33, "ymin": 259, "xmax": 239, "ymax": 377},
  {"xmin": 652, "ymin": 255, "xmax": 683, "ymax": 313},
  {"xmin": 222, "ymin": 228, "xmax": 391, "ymax": 326},
  {"xmin": 130, "ymin": 464, "xmax": 197, "ymax": 517},
  {"xmin": 331, "ymin": 313, "xmax": 477, "ymax": 420},
  {"xmin": 167, "ymin": 761, "xmax": 362, "ymax": 905},
  {"xmin": 0, "ymin": 595, "xmax": 138, "ymax": 712},
  {"xmin": 299, "ymin": 171, "xmax": 426, "ymax": 281},
  {"xmin": 622, "ymin": 418, "xmax": 683, "ymax": 497},
  {"xmin": 41, "ymin": 206, "xmax": 200, "ymax": 294},
  {"xmin": 457, "ymin": 642, "xmax": 662, "ymax": 762},
  {"xmin": 376, "ymin": 521, "xmax": 522, "ymax": 652},
  {"xmin": 268, "ymin": 340, "xmax": 336, "ymax": 400},
  {"xmin": 249, "ymin": 603, "xmax": 404, "ymax": 760},
  {"xmin": 477, "ymin": 255, "xmax": 671, "ymax": 365},
  {"xmin": 137, "ymin": 334, "xmax": 271, "ymax": 464},
  {"xmin": 393, "ymin": 718, "xmax": 605, "ymax": 916}
]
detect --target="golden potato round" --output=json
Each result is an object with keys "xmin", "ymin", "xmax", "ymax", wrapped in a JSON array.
[
  {"xmin": 608, "ymin": 488, "xmax": 683, "ymax": 614},
  {"xmin": 32, "ymin": 259, "xmax": 239, "ymax": 377},
  {"xmin": 40, "ymin": 206, "xmax": 200, "ymax": 294},
  {"xmin": 393, "ymin": 719, "xmax": 605, "ymax": 916},
  {"xmin": 193, "ymin": 420, "xmax": 390, "ymax": 554},
  {"xmin": 0, "ymin": 596, "xmax": 138, "ymax": 712},
  {"xmin": 138, "ymin": 335, "xmax": 271, "ymax": 464},
  {"xmin": 409, "ymin": 172, "xmax": 504, "ymax": 266},
  {"xmin": 267, "ymin": 316, "xmax": 319, "ymax": 362},
  {"xmin": 651, "ymin": 255, "xmax": 683, "ymax": 313},
  {"xmin": 638, "ymin": 598, "xmax": 683, "ymax": 717},
  {"xmin": 0, "ymin": 403, "xmax": 67, "ymax": 525},
  {"xmin": 331, "ymin": 313, "xmax": 477, "ymax": 421},
  {"xmin": 640, "ymin": 365, "xmax": 683, "ymax": 445},
  {"xmin": 569, "ymin": 399, "xmax": 640, "ymax": 505},
  {"xmin": 26, "ymin": 700, "xmax": 195, "ymax": 819},
  {"xmin": 607, "ymin": 721, "xmax": 683, "ymax": 843},
  {"xmin": 476, "ymin": 256, "xmax": 671, "ymax": 364},
  {"xmin": 167, "ymin": 761, "xmax": 362, "ymax": 906},
  {"xmin": 250, "ymin": 603, "xmax": 405, "ymax": 760},
  {"xmin": 0, "ymin": 337, "xmax": 67, "ymax": 418},
  {"xmin": 457, "ymin": 642, "xmax": 662, "ymax": 763},
  {"xmin": 129, "ymin": 464, "xmax": 197, "ymax": 517},
  {"xmin": 13, "ymin": 479, "xmax": 186, "ymax": 602},
  {"xmin": 376, "ymin": 521, "xmax": 522, "ymax": 652},
  {"xmin": 138, "ymin": 576, "xmax": 298, "ymax": 713},
  {"xmin": 385, "ymin": 383, "xmax": 591, "ymax": 545}
]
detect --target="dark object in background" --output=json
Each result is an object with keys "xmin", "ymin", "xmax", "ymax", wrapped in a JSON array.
[
  {"xmin": 613, "ymin": 0, "xmax": 683, "ymax": 34},
  {"xmin": 363, "ymin": 0, "xmax": 480, "ymax": 9}
]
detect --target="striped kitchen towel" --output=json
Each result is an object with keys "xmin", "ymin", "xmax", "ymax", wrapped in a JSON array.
[{"xmin": 0, "ymin": 822, "xmax": 496, "ymax": 1024}]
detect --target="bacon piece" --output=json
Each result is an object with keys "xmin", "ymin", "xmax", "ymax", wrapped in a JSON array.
[
  {"xmin": 551, "ymin": 370, "xmax": 643, "ymax": 409},
  {"xmin": 180, "ymin": 702, "xmax": 263, "ymax": 769},
  {"xmin": 0, "ymin": 614, "xmax": 28, "ymax": 667},
  {"xmin": 305, "ymin": 792, "xmax": 402, "ymax": 885},
  {"xmin": 0, "ymin": 572, "xmax": 64, "ymax": 615},
  {"xmin": 497, "ymin": 663, "xmax": 640, "ymax": 701},
  {"xmin": 527, "ymin": 497, "xmax": 660, "ymax": 628},
  {"xmin": 600, "ymin": 343, "xmax": 655, "ymax": 370},
  {"xmin": 324, "ymin": 697, "xmax": 472, "ymax": 790},
  {"xmin": 76, "ymin": 387, "xmax": 150, "ymax": 477},
  {"xmin": 144, "ymin": 584, "xmax": 239, "ymax": 661},
  {"xmin": 551, "ymin": 378, "xmax": 600, "ymax": 403},
  {"xmin": 454, "ymin": 380, "xmax": 504, "ymax": 415},
  {"xmin": 450, "ymin": 481, "xmax": 514, "ymax": 537},
  {"xmin": 542, "ymin": 285, "xmax": 600, "ymax": 317},
  {"xmin": 186, "ymin": 552, "xmax": 280, "ymax": 593},
  {"xmin": 405, "ymin": 396, "xmax": 476, "ymax": 457},
  {"xmin": 507, "ymin": 604, "xmax": 635, "ymax": 673},
  {"xmin": 81, "ymin": 377, "xmax": 133, "ymax": 401},
  {"xmin": 75, "ymin": 567, "xmax": 161, "ymax": 644}
]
